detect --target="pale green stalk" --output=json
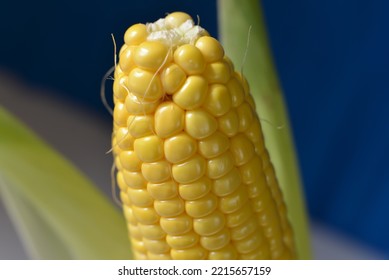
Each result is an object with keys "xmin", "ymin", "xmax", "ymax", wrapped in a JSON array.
[
  {"xmin": 0, "ymin": 106, "xmax": 131, "ymax": 259},
  {"xmin": 217, "ymin": 0, "xmax": 311, "ymax": 259}
]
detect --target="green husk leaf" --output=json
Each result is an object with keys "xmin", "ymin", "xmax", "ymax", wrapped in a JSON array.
[
  {"xmin": 0, "ymin": 106, "xmax": 131, "ymax": 259},
  {"xmin": 217, "ymin": 0, "xmax": 311, "ymax": 259}
]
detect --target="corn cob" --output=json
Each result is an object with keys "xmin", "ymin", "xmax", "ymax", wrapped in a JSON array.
[{"xmin": 112, "ymin": 12, "xmax": 296, "ymax": 260}]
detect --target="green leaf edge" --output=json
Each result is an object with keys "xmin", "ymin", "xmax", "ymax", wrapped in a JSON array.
[
  {"xmin": 217, "ymin": 0, "xmax": 312, "ymax": 259},
  {"xmin": 0, "ymin": 105, "xmax": 132, "ymax": 259}
]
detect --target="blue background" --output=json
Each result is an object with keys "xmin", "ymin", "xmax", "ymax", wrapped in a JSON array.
[{"xmin": 1, "ymin": 1, "xmax": 388, "ymax": 257}]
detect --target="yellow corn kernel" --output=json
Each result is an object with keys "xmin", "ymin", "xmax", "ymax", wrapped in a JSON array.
[
  {"xmin": 164, "ymin": 133, "xmax": 197, "ymax": 164},
  {"xmin": 200, "ymin": 228, "xmax": 230, "ymax": 251},
  {"xmin": 172, "ymin": 155, "xmax": 206, "ymax": 184},
  {"xmin": 203, "ymin": 84, "xmax": 231, "ymax": 117},
  {"xmin": 127, "ymin": 188, "xmax": 153, "ymax": 207},
  {"xmin": 124, "ymin": 23, "xmax": 147, "ymax": 46},
  {"xmin": 195, "ymin": 36, "xmax": 224, "ymax": 63},
  {"xmin": 208, "ymin": 244, "xmax": 238, "ymax": 260},
  {"xmin": 212, "ymin": 168, "xmax": 241, "ymax": 197},
  {"xmin": 133, "ymin": 135, "xmax": 163, "ymax": 163},
  {"xmin": 178, "ymin": 177, "xmax": 211, "ymax": 200},
  {"xmin": 193, "ymin": 210, "xmax": 225, "ymax": 236},
  {"xmin": 154, "ymin": 102, "xmax": 185, "ymax": 138},
  {"xmin": 198, "ymin": 131, "xmax": 230, "ymax": 158},
  {"xmin": 147, "ymin": 180, "xmax": 178, "ymax": 200},
  {"xmin": 119, "ymin": 46, "xmax": 136, "ymax": 73},
  {"xmin": 133, "ymin": 41, "xmax": 170, "ymax": 71},
  {"xmin": 171, "ymin": 245, "xmax": 207, "ymax": 260},
  {"xmin": 125, "ymin": 92, "xmax": 159, "ymax": 115},
  {"xmin": 185, "ymin": 192, "xmax": 218, "ymax": 218},
  {"xmin": 143, "ymin": 238, "xmax": 170, "ymax": 254},
  {"xmin": 113, "ymin": 11, "xmax": 295, "ymax": 260},
  {"xmin": 166, "ymin": 231, "xmax": 199, "ymax": 249},
  {"xmin": 139, "ymin": 223, "xmax": 166, "ymax": 240},
  {"xmin": 173, "ymin": 75, "xmax": 208, "ymax": 110},
  {"xmin": 160, "ymin": 63, "xmax": 187, "ymax": 94},
  {"xmin": 154, "ymin": 197, "xmax": 185, "ymax": 217},
  {"xmin": 203, "ymin": 61, "xmax": 231, "ymax": 84},
  {"xmin": 141, "ymin": 160, "xmax": 171, "ymax": 183},
  {"xmin": 127, "ymin": 68, "xmax": 163, "ymax": 101},
  {"xmin": 185, "ymin": 109, "xmax": 218, "ymax": 139},
  {"xmin": 127, "ymin": 115, "xmax": 154, "ymax": 138},
  {"xmin": 160, "ymin": 213, "xmax": 192, "ymax": 235},
  {"xmin": 174, "ymin": 44, "xmax": 205, "ymax": 75},
  {"xmin": 218, "ymin": 108, "xmax": 239, "ymax": 136},
  {"xmin": 206, "ymin": 151, "xmax": 235, "ymax": 179}
]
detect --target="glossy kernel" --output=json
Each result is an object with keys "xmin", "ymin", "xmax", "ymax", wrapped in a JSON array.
[
  {"xmin": 239, "ymin": 156, "xmax": 263, "ymax": 184},
  {"xmin": 193, "ymin": 211, "xmax": 225, "ymax": 236},
  {"xmin": 147, "ymin": 180, "xmax": 178, "ymax": 200},
  {"xmin": 127, "ymin": 115, "xmax": 154, "ymax": 138},
  {"xmin": 237, "ymin": 102, "xmax": 254, "ymax": 132},
  {"xmin": 119, "ymin": 150, "xmax": 141, "ymax": 172},
  {"xmin": 164, "ymin": 133, "xmax": 197, "ymax": 164},
  {"xmin": 185, "ymin": 109, "xmax": 218, "ymax": 139},
  {"xmin": 173, "ymin": 75, "xmax": 208, "ymax": 110},
  {"xmin": 218, "ymin": 108, "xmax": 239, "ymax": 137},
  {"xmin": 200, "ymin": 228, "xmax": 230, "ymax": 251},
  {"xmin": 174, "ymin": 44, "xmax": 205, "ymax": 75},
  {"xmin": 160, "ymin": 63, "xmax": 186, "ymax": 94},
  {"xmin": 113, "ymin": 75, "xmax": 129, "ymax": 102},
  {"xmin": 198, "ymin": 131, "xmax": 230, "ymax": 158},
  {"xmin": 132, "ymin": 206, "xmax": 159, "ymax": 225},
  {"xmin": 119, "ymin": 46, "xmax": 136, "ymax": 73},
  {"xmin": 230, "ymin": 133, "xmax": 255, "ymax": 166},
  {"xmin": 113, "ymin": 102, "xmax": 127, "ymax": 126},
  {"xmin": 166, "ymin": 231, "xmax": 199, "ymax": 249},
  {"xmin": 230, "ymin": 217, "xmax": 258, "ymax": 241},
  {"xmin": 128, "ymin": 188, "xmax": 153, "ymax": 207},
  {"xmin": 203, "ymin": 61, "xmax": 231, "ymax": 84},
  {"xmin": 143, "ymin": 238, "xmax": 170, "ymax": 254},
  {"xmin": 227, "ymin": 77, "xmax": 245, "ymax": 107},
  {"xmin": 208, "ymin": 244, "xmax": 238, "ymax": 260},
  {"xmin": 154, "ymin": 102, "xmax": 185, "ymax": 138},
  {"xmin": 234, "ymin": 231, "xmax": 263, "ymax": 254},
  {"xmin": 124, "ymin": 23, "xmax": 147, "ymax": 46},
  {"xmin": 127, "ymin": 68, "xmax": 163, "ymax": 101},
  {"xmin": 219, "ymin": 187, "xmax": 248, "ymax": 214},
  {"xmin": 179, "ymin": 177, "xmax": 212, "ymax": 200},
  {"xmin": 226, "ymin": 203, "xmax": 252, "ymax": 228},
  {"xmin": 171, "ymin": 245, "xmax": 207, "ymax": 260},
  {"xmin": 203, "ymin": 84, "xmax": 231, "ymax": 117},
  {"xmin": 185, "ymin": 193, "xmax": 218, "ymax": 218},
  {"xmin": 165, "ymin": 12, "xmax": 193, "ymax": 28},
  {"xmin": 172, "ymin": 155, "xmax": 206, "ymax": 184},
  {"xmin": 115, "ymin": 127, "xmax": 133, "ymax": 150},
  {"xmin": 206, "ymin": 151, "xmax": 235, "ymax": 179},
  {"xmin": 125, "ymin": 92, "xmax": 159, "ymax": 115},
  {"xmin": 139, "ymin": 224, "xmax": 166, "ymax": 240},
  {"xmin": 195, "ymin": 36, "xmax": 224, "ymax": 63},
  {"xmin": 142, "ymin": 160, "xmax": 171, "ymax": 183},
  {"xmin": 134, "ymin": 41, "xmax": 170, "ymax": 71},
  {"xmin": 154, "ymin": 197, "xmax": 185, "ymax": 217},
  {"xmin": 123, "ymin": 205, "xmax": 137, "ymax": 224},
  {"xmin": 212, "ymin": 168, "xmax": 241, "ymax": 197},
  {"xmin": 122, "ymin": 170, "xmax": 147, "ymax": 189},
  {"xmin": 134, "ymin": 135, "xmax": 164, "ymax": 163},
  {"xmin": 160, "ymin": 214, "xmax": 192, "ymax": 235}
]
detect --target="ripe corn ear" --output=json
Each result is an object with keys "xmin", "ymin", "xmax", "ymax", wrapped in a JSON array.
[{"xmin": 112, "ymin": 12, "xmax": 296, "ymax": 260}]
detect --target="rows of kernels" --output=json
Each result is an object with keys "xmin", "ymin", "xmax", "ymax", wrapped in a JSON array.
[{"xmin": 113, "ymin": 12, "xmax": 295, "ymax": 260}]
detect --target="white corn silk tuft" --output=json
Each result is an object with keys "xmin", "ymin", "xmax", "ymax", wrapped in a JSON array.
[{"xmin": 146, "ymin": 18, "xmax": 206, "ymax": 46}]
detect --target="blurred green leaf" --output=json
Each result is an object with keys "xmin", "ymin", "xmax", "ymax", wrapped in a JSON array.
[
  {"xmin": 0, "ymin": 106, "xmax": 131, "ymax": 259},
  {"xmin": 217, "ymin": 0, "xmax": 311, "ymax": 259}
]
